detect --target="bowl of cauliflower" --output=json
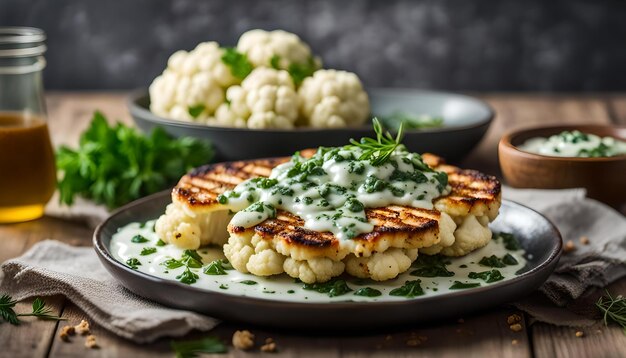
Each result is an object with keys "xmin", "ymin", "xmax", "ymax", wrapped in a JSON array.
[{"xmin": 130, "ymin": 29, "xmax": 494, "ymax": 162}]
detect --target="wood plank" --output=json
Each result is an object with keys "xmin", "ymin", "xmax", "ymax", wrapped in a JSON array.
[
  {"xmin": 531, "ymin": 279, "xmax": 626, "ymax": 358},
  {"xmin": 607, "ymin": 95, "xmax": 626, "ymax": 125},
  {"xmin": 462, "ymin": 94, "xmax": 612, "ymax": 177}
]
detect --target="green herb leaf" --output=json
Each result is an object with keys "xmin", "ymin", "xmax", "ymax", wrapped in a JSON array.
[
  {"xmin": 56, "ymin": 111, "xmax": 213, "ymax": 209},
  {"xmin": 126, "ymin": 258, "xmax": 141, "ymax": 269},
  {"xmin": 0, "ymin": 294, "xmax": 19, "ymax": 325},
  {"xmin": 181, "ymin": 250, "xmax": 204, "ymax": 268},
  {"xmin": 596, "ymin": 291, "xmax": 626, "ymax": 335},
  {"xmin": 188, "ymin": 104, "xmax": 206, "ymax": 119},
  {"xmin": 156, "ymin": 239, "xmax": 167, "ymax": 247},
  {"xmin": 270, "ymin": 55, "xmax": 281, "ymax": 69},
  {"xmin": 176, "ymin": 267, "xmax": 199, "ymax": 285},
  {"xmin": 410, "ymin": 255, "xmax": 454, "ymax": 277},
  {"xmin": 131, "ymin": 234, "xmax": 149, "ymax": 243},
  {"xmin": 17, "ymin": 298, "xmax": 66, "ymax": 321},
  {"xmin": 171, "ymin": 336, "xmax": 227, "ymax": 358},
  {"xmin": 287, "ymin": 57, "xmax": 318, "ymax": 85},
  {"xmin": 354, "ymin": 287, "xmax": 382, "ymax": 297},
  {"xmin": 203, "ymin": 259, "xmax": 230, "ymax": 275},
  {"xmin": 498, "ymin": 233, "xmax": 522, "ymax": 251},
  {"xmin": 140, "ymin": 247, "xmax": 157, "ymax": 256},
  {"xmin": 468, "ymin": 269, "xmax": 504, "ymax": 283},
  {"xmin": 162, "ymin": 258, "xmax": 184, "ymax": 270},
  {"xmin": 221, "ymin": 47, "xmax": 253, "ymax": 79},
  {"xmin": 347, "ymin": 118, "xmax": 405, "ymax": 166},
  {"xmin": 239, "ymin": 280, "xmax": 258, "ymax": 285},
  {"xmin": 449, "ymin": 281, "xmax": 481, "ymax": 290},
  {"xmin": 389, "ymin": 280, "xmax": 424, "ymax": 298},
  {"xmin": 302, "ymin": 279, "xmax": 353, "ymax": 297}
]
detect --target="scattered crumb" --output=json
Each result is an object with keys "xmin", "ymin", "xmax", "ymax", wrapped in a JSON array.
[
  {"xmin": 457, "ymin": 318, "xmax": 465, "ymax": 324},
  {"xmin": 564, "ymin": 240, "xmax": 577, "ymax": 253},
  {"xmin": 512, "ymin": 339, "xmax": 519, "ymax": 345},
  {"xmin": 510, "ymin": 323, "xmax": 523, "ymax": 332},
  {"xmin": 59, "ymin": 325, "xmax": 75, "ymax": 342},
  {"xmin": 260, "ymin": 341, "xmax": 277, "ymax": 353},
  {"xmin": 507, "ymin": 314, "xmax": 522, "ymax": 325},
  {"xmin": 75, "ymin": 320, "xmax": 90, "ymax": 335},
  {"xmin": 579, "ymin": 236, "xmax": 590, "ymax": 245},
  {"xmin": 85, "ymin": 335, "xmax": 98, "ymax": 349},
  {"xmin": 232, "ymin": 330, "xmax": 255, "ymax": 350},
  {"xmin": 575, "ymin": 331, "xmax": 584, "ymax": 338}
]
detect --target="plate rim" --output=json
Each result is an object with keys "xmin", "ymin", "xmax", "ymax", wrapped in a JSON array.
[
  {"xmin": 94, "ymin": 191, "xmax": 562, "ymax": 309},
  {"xmin": 127, "ymin": 87, "xmax": 495, "ymax": 135}
]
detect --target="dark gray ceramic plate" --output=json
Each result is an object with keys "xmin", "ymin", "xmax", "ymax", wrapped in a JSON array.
[
  {"xmin": 129, "ymin": 88, "xmax": 494, "ymax": 163},
  {"xmin": 94, "ymin": 191, "xmax": 561, "ymax": 330}
]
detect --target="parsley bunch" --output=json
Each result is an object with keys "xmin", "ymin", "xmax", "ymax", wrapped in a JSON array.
[{"xmin": 56, "ymin": 111, "xmax": 213, "ymax": 209}]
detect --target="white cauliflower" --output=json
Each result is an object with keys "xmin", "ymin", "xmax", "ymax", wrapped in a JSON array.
[
  {"xmin": 283, "ymin": 257, "xmax": 345, "ymax": 284},
  {"xmin": 212, "ymin": 68, "xmax": 299, "ymax": 129},
  {"xmin": 344, "ymin": 248, "xmax": 418, "ymax": 281},
  {"xmin": 298, "ymin": 69, "xmax": 370, "ymax": 128},
  {"xmin": 439, "ymin": 215, "xmax": 492, "ymax": 257},
  {"xmin": 237, "ymin": 29, "xmax": 320, "ymax": 71},
  {"xmin": 155, "ymin": 202, "xmax": 231, "ymax": 249},
  {"xmin": 149, "ymin": 42, "xmax": 238, "ymax": 122},
  {"xmin": 223, "ymin": 233, "xmax": 285, "ymax": 276},
  {"xmin": 419, "ymin": 212, "xmax": 458, "ymax": 255}
]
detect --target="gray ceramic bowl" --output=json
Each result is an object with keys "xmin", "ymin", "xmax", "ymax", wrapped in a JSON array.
[
  {"xmin": 94, "ymin": 192, "xmax": 561, "ymax": 331},
  {"xmin": 129, "ymin": 88, "xmax": 494, "ymax": 163}
]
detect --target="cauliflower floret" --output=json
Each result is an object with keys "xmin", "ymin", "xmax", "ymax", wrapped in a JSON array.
[
  {"xmin": 283, "ymin": 257, "xmax": 345, "ymax": 284},
  {"xmin": 155, "ymin": 202, "xmax": 231, "ymax": 249},
  {"xmin": 298, "ymin": 69, "xmax": 370, "ymax": 128},
  {"xmin": 223, "ymin": 232, "xmax": 255, "ymax": 273},
  {"xmin": 439, "ymin": 215, "xmax": 492, "ymax": 257},
  {"xmin": 419, "ymin": 212, "xmax": 458, "ymax": 255},
  {"xmin": 223, "ymin": 233, "xmax": 285, "ymax": 276},
  {"xmin": 149, "ymin": 42, "xmax": 237, "ymax": 122},
  {"xmin": 344, "ymin": 248, "xmax": 418, "ymax": 281},
  {"xmin": 212, "ymin": 68, "xmax": 298, "ymax": 129},
  {"xmin": 237, "ymin": 29, "xmax": 320, "ymax": 70}
]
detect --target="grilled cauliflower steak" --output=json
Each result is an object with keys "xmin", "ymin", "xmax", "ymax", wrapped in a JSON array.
[{"xmin": 157, "ymin": 148, "xmax": 501, "ymax": 283}]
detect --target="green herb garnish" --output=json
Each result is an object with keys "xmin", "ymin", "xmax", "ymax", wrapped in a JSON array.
[
  {"xmin": 302, "ymin": 279, "xmax": 353, "ymax": 297},
  {"xmin": 449, "ymin": 281, "xmax": 481, "ymax": 290},
  {"xmin": 126, "ymin": 258, "xmax": 141, "ymax": 269},
  {"xmin": 203, "ymin": 259, "xmax": 231, "ymax": 275},
  {"xmin": 187, "ymin": 104, "xmax": 206, "ymax": 119},
  {"xmin": 140, "ymin": 247, "xmax": 157, "ymax": 256},
  {"xmin": 171, "ymin": 336, "xmax": 227, "ymax": 357},
  {"xmin": 468, "ymin": 269, "xmax": 504, "ymax": 283},
  {"xmin": 56, "ymin": 111, "xmax": 213, "ymax": 209},
  {"xmin": 389, "ymin": 280, "xmax": 424, "ymax": 298},
  {"xmin": 176, "ymin": 267, "xmax": 199, "ymax": 285},
  {"xmin": 131, "ymin": 234, "xmax": 148, "ymax": 243},
  {"xmin": 221, "ymin": 47, "xmax": 253, "ymax": 79},
  {"xmin": 410, "ymin": 255, "xmax": 454, "ymax": 277},
  {"xmin": 596, "ymin": 291, "xmax": 626, "ymax": 335},
  {"xmin": 498, "ymin": 233, "xmax": 522, "ymax": 251},
  {"xmin": 0, "ymin": 295, "xmax": 65, "ymax": 325},
  {"xmin": 354, "ymin": 287, "xmax": 382, "ymax": 297},
  {"xmin": 240, "ymin": 280, "xmax": 258, "ymax": 285},
  {"xmin": 348, "ymin": 118, "xmax": 405, "ymax": 166},
  {"xmin": 287, "ymin": 57, "xmax": 318, "ymax": 85},
  {"xmin": 156, "ymin": 239, "xmax": 167, "ymax": 247}
]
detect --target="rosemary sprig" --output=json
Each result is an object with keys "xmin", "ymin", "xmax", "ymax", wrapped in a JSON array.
[
  {"xmin": 348, "ymin": 118, "xmax": 405, "ymax": 166},
  {"xmin": 1, "ymin": 295, "xmax": 65, "ymax": 325},
  {"xmin": 596, "ymin": 290, "xmax": 626, "ymax": 335}
]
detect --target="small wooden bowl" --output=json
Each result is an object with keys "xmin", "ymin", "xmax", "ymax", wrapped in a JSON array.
[{"xmin": 499, "ymin": 124, "xmax": 626, "ymax": 207}]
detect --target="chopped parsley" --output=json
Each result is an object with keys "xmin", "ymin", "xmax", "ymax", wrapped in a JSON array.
[
  {"xmin": 389, "ymin": 280, "xmax": 424, "ymax": 298},
  {"xmin": 131, "ymin": 234, "xmax": 148, "ymax": 243},
  {"xmin": 468, "ymin": 269, "xmax": 504, "ymax": 283},
  {"xmin": 449, "ymin": 281, "xmax": 481, "ymax": 290},
  {"xmin": 354, "ymin": 287, "xmax": 382, "ymax": 297},
  {"xmin": 125, "ymin": 258, "xmax": 141, "ymax": 269},
  {"xmin": 302, "ymin": 279, "xmax": 353, "ymax": 297},
  {"xmin": 140, "ymin": 247, "xmax": 157, "ymax": 256}
]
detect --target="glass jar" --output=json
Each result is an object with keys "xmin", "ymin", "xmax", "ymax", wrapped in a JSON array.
[{"xmin": 0, "ymin": 27, "xmax": 56, "ymax": 223}]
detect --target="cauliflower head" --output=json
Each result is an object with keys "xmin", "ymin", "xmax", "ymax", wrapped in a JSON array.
[
  {"xmin": 237, "ymin": 29, "xmax": 320, "ymax": 71},
  {"xmin": 212, "ymin": 68, "xmax": 299, "ymax": 129},
  {"xmin": 155, "ymin": 202, "xmax": 231, "ymax": 249},
  {"xmin": 439, "ymin": 215, "xmax": 492, "ymax": 257},
  {"xmin": 283, "ymin": 257, "xmax": 345, "ymax": 284},
  {"xmin": 298, "ymin": 69, "xmax": 370, "ymax": 128},
  {"xmin": 223, "ymin": 232, "xmax": 285, "ymax": 276},
  {"xmin": 344, "ymin": 248, "xmax": 418, "ymax": 281},
  {"xmin": 149, "ymin": 42, "xmax": 238, "ymax": 122}
]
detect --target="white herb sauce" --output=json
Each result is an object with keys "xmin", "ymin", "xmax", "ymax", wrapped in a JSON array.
[
  {"xmin": 220, "ymin": 147, "xmax": 450, "ymax": 241},
  {"xmin": 518, "ymin": 130, "xmax": 626, "ymax": 157},
  {"xmin": 110, "ymin": 220, "xmax": 527, "ymax": 303}
]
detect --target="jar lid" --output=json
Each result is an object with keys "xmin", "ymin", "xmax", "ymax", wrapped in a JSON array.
[{"xmin": 0, "ymin": 27, "xmax": 46, "ymax": 58}]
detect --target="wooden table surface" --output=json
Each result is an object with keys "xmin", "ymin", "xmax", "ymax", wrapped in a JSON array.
[{"xmin": 1, "ymin": 92, "xmax": 625, "ymax": 358}]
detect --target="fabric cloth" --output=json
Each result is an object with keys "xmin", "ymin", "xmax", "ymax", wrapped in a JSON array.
[
  {"xmin": 504, "ymin": 186, "xmax": 626, "ymax": 326},
  {"xmin": 0, "ymin": 241, "xmax": 218, "ymax": 343},
  {"xmin": 2, "ymin": 187, "xmax": 624, "ymax": 342}
]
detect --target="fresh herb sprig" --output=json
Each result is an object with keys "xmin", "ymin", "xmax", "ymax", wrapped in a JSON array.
[
  {"xmin": 596, "ymin": 291, "xmax": 626, "ymax": 335},
  {"xmin": 56, "ymin": 111, "xmax": 213, "ymax": 209},
  {"xmin": 171, "ymin": 336, "xmax": 227, "ymax": 358},
  {"xmin": 348, "ymin": 118, "xmax": 405, "ymax": 166},
  {"xmin": 221, "ymin": 48, "xmax": 253, "ymax": 79},
  {"xmin": 0, "ymin": 295, "xmax": 65, "ymax": 325}
]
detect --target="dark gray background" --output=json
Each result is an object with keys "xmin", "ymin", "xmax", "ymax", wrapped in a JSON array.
[{"xmin": 2, "ymin": 0, "xmax": 625, "ymax": 91}]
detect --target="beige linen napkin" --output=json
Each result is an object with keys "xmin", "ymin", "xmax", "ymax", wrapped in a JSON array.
[{"xmin": 0, "ymin": 240, "xmax": 218, "ymax": 343}]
